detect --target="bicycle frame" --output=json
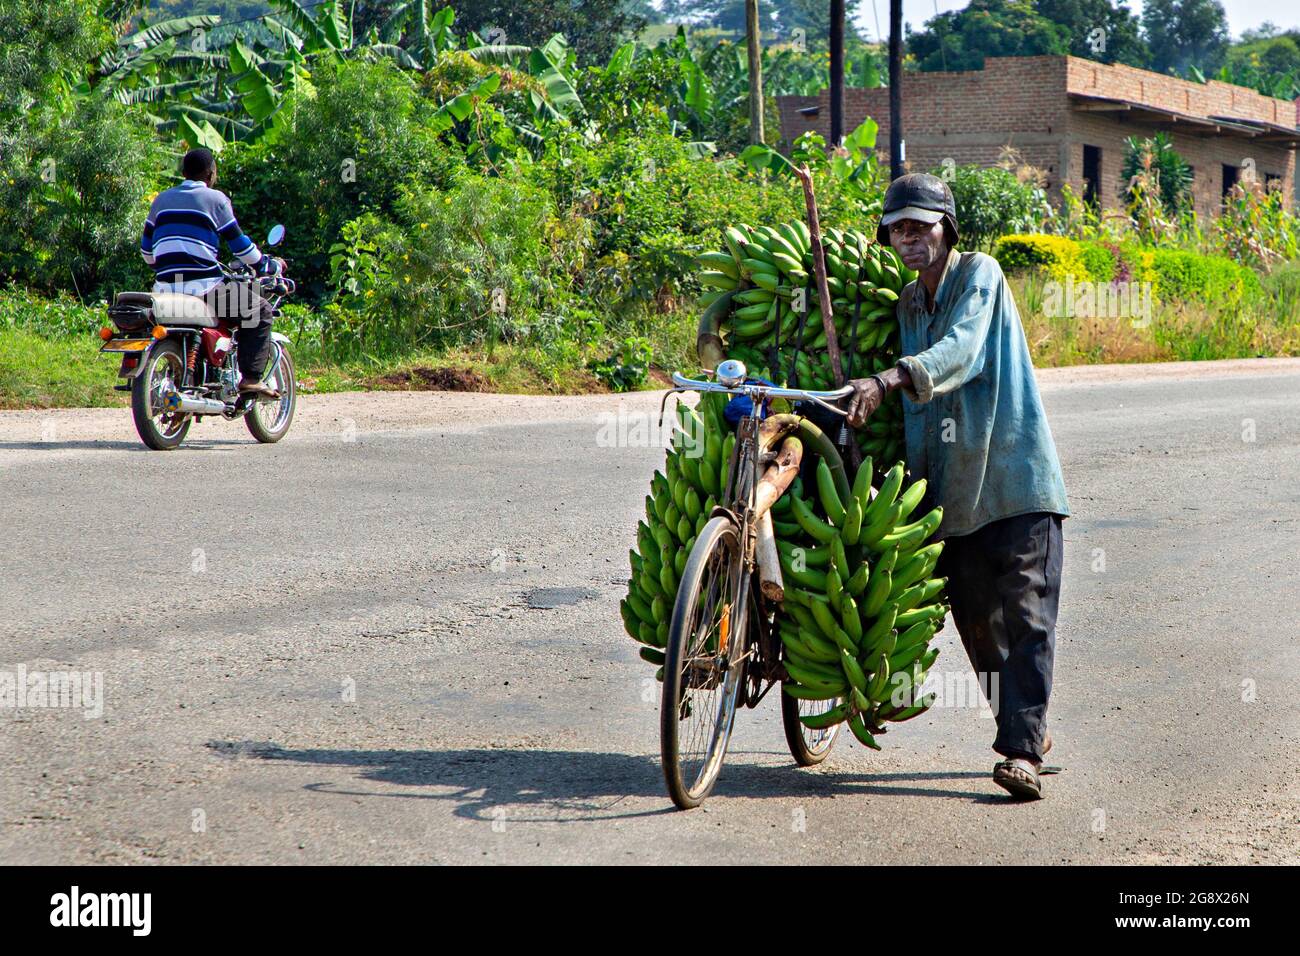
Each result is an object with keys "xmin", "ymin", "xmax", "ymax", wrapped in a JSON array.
[{"xmin": 665, "ymin": 361, "xmax": 854, "ymax": 705}]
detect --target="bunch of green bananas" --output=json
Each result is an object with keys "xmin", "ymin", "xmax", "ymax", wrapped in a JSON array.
[
  {"xmin": 695, "ymin": 222, "xmax": 914, "ymax": 474},
  {"xmin": 774, "ymin": 456, "xmax": 949, "ymax": 749},
  {"xmin": 620, "ymin": 392, "xmax": 734, "ymax": 678}
]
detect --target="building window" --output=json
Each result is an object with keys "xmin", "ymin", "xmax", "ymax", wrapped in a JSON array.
[
  {"xmin": 1222, "ymin": 163, "xmax": 1239, "ymax": 198},
  {"xmin": 1083, "ymin": 145, "xmax": 1101, "ymax": 207}
]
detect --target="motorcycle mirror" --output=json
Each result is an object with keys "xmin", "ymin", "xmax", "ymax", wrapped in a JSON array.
[{"xmin": 266, "ymin": 224, "xmax": 285, "ymax": 247}]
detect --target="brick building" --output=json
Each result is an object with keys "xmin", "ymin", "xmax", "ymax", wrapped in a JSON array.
[{"xmin": 776, "ymin": 55, "xmax": 1300, "ymax": 218}]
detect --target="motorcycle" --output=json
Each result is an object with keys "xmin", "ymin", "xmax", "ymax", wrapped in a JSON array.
[{"xmin": 99, "ymin": 224, "xmax": 298, "ymax": 451}]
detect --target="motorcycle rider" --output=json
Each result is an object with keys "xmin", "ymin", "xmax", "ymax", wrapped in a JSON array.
[{"xmin": 140, "ymin": 147, "xmax": 282, "ymax": 398}]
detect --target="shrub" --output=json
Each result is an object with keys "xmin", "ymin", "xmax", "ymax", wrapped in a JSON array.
[
  {"xmin": 995, "ymin": 234, "xmax": 1261, "ymax": 308},
  {"xmin": 1147, "ymin": 248, "xmax": 1261, "ymax": 306},
  {"xmin": 321, "ymin": 174, "xmax": 592, "ymax": 358},
  {"xmin": 588, "ymin": 335, "xmax": 653, "ymax": 392},
  {"xmin": 992, "ymin": 234, "xmax": 1093, "ymax": 281},
  {"xmin": 532, "ymin": 124, "xmax": 807, "ymax": 303},
  {"xmin": 0, "ymin": 96, "xmax": 167, "ymax": 297},
  {"xmin": 944, "ymin": 163, "xmax": 1051, "ymax": 250},
  {"xmin": 1077, "ymin": 241, "xmax": 1117, "ymax": 282},
  {"xmin": 1121, "ymin": 132, "xmax": 1192, "ymax": 215},
  {"xmin": 0, "ymin": 286, "xmax": 103, "ymax": 337},
  {"xmin": 220, "ymin": 58, "xmax": 465, "ymax": 301}
]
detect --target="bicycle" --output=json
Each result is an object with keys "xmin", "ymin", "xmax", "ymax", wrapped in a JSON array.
[{"xmin": 659, "ymin": 358, "xmax": 855, "ymax": 809}]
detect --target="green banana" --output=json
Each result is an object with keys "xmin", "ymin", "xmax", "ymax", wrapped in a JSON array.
[
  {"xmin": 799, "ymin": 701, "xmax": 854, "ymax": 729},
  {"xmin": 815, "ymin": 459, "xmax": 845, "ymax": 526},
  {"xmin": 840, "ymin": 647, "xmax": 868, "ymax": 692},
  {"xmin": 790, "ymin": 492, "xmax": 837, "ymax": 545},
  {"xmin": 848, "ymin": 712, "xmax": 883, "ymax": 750},
  {"xmin": 783, "ymin": 683, "xmax": 843, "ymax": 702}
]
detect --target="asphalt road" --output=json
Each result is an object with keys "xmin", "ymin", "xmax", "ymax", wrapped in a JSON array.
[{"xmin": 1, "ymin": 359, "xmax": 1297, "ymax": 864}]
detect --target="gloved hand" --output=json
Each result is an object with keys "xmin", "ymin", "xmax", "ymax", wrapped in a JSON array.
[{"xmin": 256, "ymin": 255, "xmax": 284, "ymax": 277}]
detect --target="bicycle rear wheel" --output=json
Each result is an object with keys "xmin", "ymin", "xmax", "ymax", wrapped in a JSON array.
[
  {"xmin": 660, "ymin": 514, "xmax": 748, "ymax": 809},
  {"xmin": 781, "ymin": 684, "xmax": 842, "ymax": 766}
]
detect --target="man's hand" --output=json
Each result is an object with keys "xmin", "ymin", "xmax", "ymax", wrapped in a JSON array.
[
  {"xmin": 846, "ymin": 377, "xmax": 885, "ymax": 429},
  {"xmin": 256, "ymin": 255, "xmax": 284, "ymax": 277}
]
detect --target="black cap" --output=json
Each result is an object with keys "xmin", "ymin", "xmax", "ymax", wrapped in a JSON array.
[{"xmin": 876, "ymin": 173, "xmax": 958, "ymax": 246}]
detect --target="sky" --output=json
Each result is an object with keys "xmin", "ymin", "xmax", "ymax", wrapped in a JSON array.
[{"xmin": 851, "ymin": 0, "xmax": 1300, "ymax": 43}]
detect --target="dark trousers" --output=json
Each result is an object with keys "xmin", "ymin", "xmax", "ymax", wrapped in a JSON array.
[
  {"xmin": 935, "ymin": 511, "xmax": 1063, "ymax": 762},
  {"xmin": 203, "ymin": 280, "xmax": 274, "ymax": 378}
]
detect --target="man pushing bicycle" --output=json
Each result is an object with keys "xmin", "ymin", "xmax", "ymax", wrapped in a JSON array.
[{"xmin": 844, "ymin": 173, "xmax": 1071, "ymax": 799}]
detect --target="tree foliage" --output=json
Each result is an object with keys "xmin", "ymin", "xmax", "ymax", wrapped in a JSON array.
[
  {"xmin": 1034, "ymin": 0, "xmax": 1149, "ymax": 68},
  {"xmin": 906, "ymin": 0, "xmax": 1070, "ymax": 72},
  {"xmin": 1142, "ymin": 0, "xmax": 1229, "ymax": 76}
]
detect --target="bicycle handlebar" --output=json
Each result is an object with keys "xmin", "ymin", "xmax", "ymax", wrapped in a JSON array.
[{"xmin": 670, "ymin": 372, "xmax": 855, "ymax": 417}]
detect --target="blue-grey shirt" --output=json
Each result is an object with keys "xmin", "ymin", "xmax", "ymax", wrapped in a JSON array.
[{"xmin": 893, "ymin": 248, "xmax": 1069, "ymax": 539}]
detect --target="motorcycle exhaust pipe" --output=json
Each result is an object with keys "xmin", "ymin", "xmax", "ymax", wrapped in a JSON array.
[{"xmin": 163, "ymin": 391, "xmax": 229, "ymax": 415}]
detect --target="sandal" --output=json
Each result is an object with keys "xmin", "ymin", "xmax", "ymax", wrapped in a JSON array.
[{"xmin": 993, "ymin": 758, "xmax": 1043, "ymax": 800}]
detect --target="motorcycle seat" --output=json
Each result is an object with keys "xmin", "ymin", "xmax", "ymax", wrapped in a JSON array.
[{"xmin": 113, "ymin": 292, "xmax": 218, "ymax": 327}]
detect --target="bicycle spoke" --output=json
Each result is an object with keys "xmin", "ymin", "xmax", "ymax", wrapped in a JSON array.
[{"xmin": 671, "ymin": 530, "xmax": 744, "ymax": 796}]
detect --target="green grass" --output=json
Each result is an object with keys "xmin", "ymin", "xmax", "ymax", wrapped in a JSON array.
[
  {"xmin": 5, "ymin": 269, "xmax": 1299, "ymax": 410},
  {"xmin": 0, "ymin": 326, "xmax": 126, "ymax": 409},
  {"xmin": 1011, "ymin": 268, "xmax": 1300, "ymax": 367}
]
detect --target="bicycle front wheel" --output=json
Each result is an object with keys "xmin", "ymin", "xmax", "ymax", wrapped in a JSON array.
[{"xmin": 661, "ymin": 514, "xmax": 748, "ymax": 809}]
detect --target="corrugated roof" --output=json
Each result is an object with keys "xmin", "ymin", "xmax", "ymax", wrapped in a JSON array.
[{"xmin": 1069, "ymin": 93, "xmax": 1300, "ymax": 145}]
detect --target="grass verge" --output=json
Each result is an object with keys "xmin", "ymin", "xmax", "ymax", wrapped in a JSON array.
[{"xmin": 3, "ymin": 270, "xmax": 1298, "ymax": 410}]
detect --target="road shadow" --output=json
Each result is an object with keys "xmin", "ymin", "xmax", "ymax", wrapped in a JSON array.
[
  {"xmin": 0, "ymin": 439, "xmax": 251, "ymax": 452},
  {"xmin": 207, "ymin": 741, "xmax": 1004, "ymax": 821},
  {"xmin": 0, "ymin": 439, "xmax": 147, "ymax": 452}
]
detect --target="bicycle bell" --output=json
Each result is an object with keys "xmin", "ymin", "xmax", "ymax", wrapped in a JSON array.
[{"xmin": 716, "ymin": 359, "xmax": 747, "ymax": 387}]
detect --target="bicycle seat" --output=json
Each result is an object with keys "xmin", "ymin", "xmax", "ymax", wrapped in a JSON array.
[{"xmin": 113, "ymin": 292, "xmax": 218, "ymax": 327}]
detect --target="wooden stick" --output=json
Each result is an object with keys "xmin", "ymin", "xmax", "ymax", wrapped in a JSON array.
[
  {"xmin": 753, "ymin": 435, "xmax": 803, "ymax": 517},
  {"xmin": 755, "ymin": 511, "xmax": 784, "ymax": 603},
  {"xmin": 794, "ymin": 164, "xmax": 845, "ymax": 387},
  {"xmin": 793, "ymin": 164, "xmax": 863, "ymax": 473}
]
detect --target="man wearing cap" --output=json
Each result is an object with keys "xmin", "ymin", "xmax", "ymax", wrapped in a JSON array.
[{"xmin": 844, "ymin": 173, "xmax": 1070, "ymax": 799}]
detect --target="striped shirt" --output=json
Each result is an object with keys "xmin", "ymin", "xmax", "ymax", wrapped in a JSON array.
[{"xmin": 141, "ymin": 179, "xmax": 262, "ymax": 293}]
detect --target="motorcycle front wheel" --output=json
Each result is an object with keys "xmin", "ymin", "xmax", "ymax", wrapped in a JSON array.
[
  {"xmin": 246, "ymin": 345, "xmax": 296, "ymax": 444},
  {"xmin": 131, "ymin": 339, "xmax": 191, "ymax": 451}
]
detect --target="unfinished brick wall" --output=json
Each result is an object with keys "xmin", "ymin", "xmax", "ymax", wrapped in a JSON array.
[{"xmin": 777, "ymin": 55, "xmax": 1297, "ymax": 220}]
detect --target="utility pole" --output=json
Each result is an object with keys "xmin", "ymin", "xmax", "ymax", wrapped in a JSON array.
[
  {"xmin": 746, "ymin": 0, "xmax": 764, "ymax": 144},
  {"xmin": 829, "ymin": 0, "xmax": 845, "ymax": 146},
  {"xmin": 889, "ymin": 0, "xmax": 903, "ymax": 179}
]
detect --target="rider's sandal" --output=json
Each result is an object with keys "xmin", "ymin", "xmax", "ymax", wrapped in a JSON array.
[{"xmin": 993, "ymin": 758, "xmax": 1043, "ymax": 800}]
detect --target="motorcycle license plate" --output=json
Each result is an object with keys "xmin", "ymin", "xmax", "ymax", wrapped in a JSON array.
[{"xmin": 100, "ymin": 338, "xmax": 152, "ymax": 353}]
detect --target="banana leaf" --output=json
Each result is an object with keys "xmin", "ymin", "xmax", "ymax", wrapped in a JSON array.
[
  {"xmin": 177, "ymin": 112, "xmax": 225, "ymax": 151},
  {"xmin": 113, "ymin": 78, "xmax": 205, "ymax": 105},
  {"xmin": 527, "ymin": 46, "xmax": 581, "ymax": 119},
  {"xmin": 269, "ymin": 0, "xmax": 334, "ymax": 52},
  {"xmin": 119, "ymin": 15, "xmax": 222, "ymax": 52},
  {"xmin": 740, "ymin": 144, "xmax": 795, "ymax": 177},
  {"xmin": 230, "ymin": 40, "xmax": 280, "ymax": 126},
  {"xmin": 321, "ymin": 0, "xmax": 350, "ymax": 50},
  {"xmin": 98, "ymin": 37, "xmax": 178, "ymax": 92},
  {"xmin": 605, "ymin": 41, "xmax": 636, "ymax": 75},
  {"xmin": 465, "ymin": 44, "xmax": 531, "ymax": 65}
]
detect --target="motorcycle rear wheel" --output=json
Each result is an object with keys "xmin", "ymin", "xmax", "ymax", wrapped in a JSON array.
[{"xmin": 131, "ymin": 339, "xmax": 191, "ymax": 451}]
